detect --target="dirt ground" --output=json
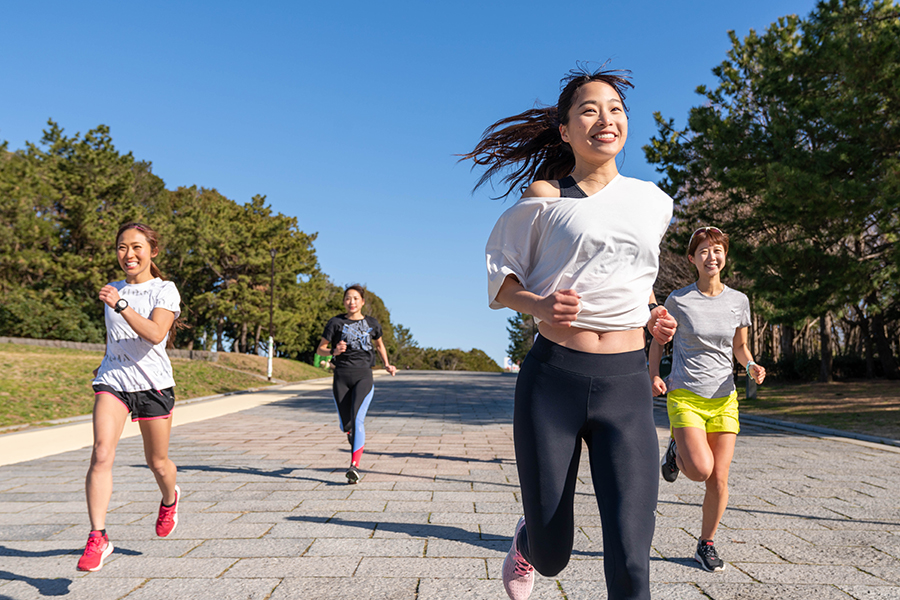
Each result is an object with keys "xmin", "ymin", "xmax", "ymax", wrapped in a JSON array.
[{"xmin": 744, "ymin": 379, "xmax": 900, "ymax": 441}]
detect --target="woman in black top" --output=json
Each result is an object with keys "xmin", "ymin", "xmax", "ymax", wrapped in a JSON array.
[{"xmin": 317, "ymin": 285, "xmax": 396, "ymax": 483}]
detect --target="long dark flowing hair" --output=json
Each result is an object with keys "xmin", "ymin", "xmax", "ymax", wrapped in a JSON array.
[{"xmin": 459, "ymin": 63, "xmax": 633, "ymax": 199}]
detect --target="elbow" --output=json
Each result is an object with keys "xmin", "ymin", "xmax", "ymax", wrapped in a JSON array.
[{"xmin": 148, "ymin": 328, "xmax": 169, "ymax": 346}]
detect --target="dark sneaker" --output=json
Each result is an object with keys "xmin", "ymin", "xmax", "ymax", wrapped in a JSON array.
[
  {"xmin": 156, "ymin": 485, "xmax": 180, "ymax": 537},
  {"xmin": 695, "ymin": 538, "xmax": 725, "ymax": 572},
  {"xmin": 76, "ymin": 531, "xmax": 114, "ymax": 571},
  {"xmin": 661, "ymin": 437, "xmax": 679, "ymax": 482},
  {"xmin": 502, "ymin": 517, "xmax": 535, "ymax": 600},
  {"xmin": 346, "ymin": 465, "xmax": 360, "ymax": 484}
]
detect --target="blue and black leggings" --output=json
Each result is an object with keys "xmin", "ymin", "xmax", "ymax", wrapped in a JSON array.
[
  {"xmin": 332, "ymin": 367, "xmax": 375, "ymax": 466},
  {"xmin": 514, "ymin": 335, "xmax": 659, "ymax": 600}
]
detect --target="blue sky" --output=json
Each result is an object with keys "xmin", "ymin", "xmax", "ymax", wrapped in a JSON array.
[{"xmin": 1, "ymin": 0, "xmax": 820, "ymax": 365}]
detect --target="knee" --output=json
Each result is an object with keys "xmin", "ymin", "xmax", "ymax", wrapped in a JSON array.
[
  {"xmin": 530, "ymin": 551, "xmax": 570, "ymax": 578},
  {"xmin": 90, "ymin": 443, "xmax": 116, "ymax": 469},
  {"xmin": 709, "ymin": 471, "xmax": 729, "ymax": 494},
  {"xmin": 146, "ymin": 456, "xmax": 171, "ymax": 476},
  {"xmin": 682, "ymin": 455, "xmax": 715, "ymax": 482},
  {"xmin": 524, "ymin": 534, "xmax": 572, "ymax": 577}
]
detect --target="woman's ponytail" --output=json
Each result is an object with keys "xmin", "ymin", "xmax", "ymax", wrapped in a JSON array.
[{"xmin": 460, "ymin": 64, "xmax": 633, "ymax": 199}]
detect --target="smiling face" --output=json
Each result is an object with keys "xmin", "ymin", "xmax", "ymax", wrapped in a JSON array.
[
  {"xmin": 343, "ymin": 289, "xmax": 365, "ymax": 317},
  {"xmin": 689, "ymin": 239, "xmax": 727, "ymax": 281},
  {"xmin": 117, "ymin": 228, "xmax": 158, "ymax": 284},
  {"xmin": 559, "ymin": 81, "xmax": 628, "ymax": 166}
]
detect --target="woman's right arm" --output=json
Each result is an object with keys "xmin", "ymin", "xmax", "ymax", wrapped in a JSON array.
[
  {"xmin": 495, "ymin": 275, "xmax": 580, "ymax": 327},
  {"xmin": 317, "ymin": 336, "xmax": 347, "ymax": 357}
]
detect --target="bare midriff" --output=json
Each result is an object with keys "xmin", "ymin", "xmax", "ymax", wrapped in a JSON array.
[{"xmin": 538, "ymin": 322, "xmax": 645, "ymax": 354}]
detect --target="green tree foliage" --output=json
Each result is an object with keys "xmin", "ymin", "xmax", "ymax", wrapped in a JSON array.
[
  {"xmin": 644, "ymin": 0, "xmax": 900, "ymax": 380},
  {"xmin": 0, "ymin": 122, "xmax": 501, "ymax": 371},
  {"xmin": 506, "ymin": 313, "xmax": 536, "ymax": 364}
]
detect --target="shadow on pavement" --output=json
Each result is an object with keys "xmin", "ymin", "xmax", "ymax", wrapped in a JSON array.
[
  {"xmin": 657, "ymin": 499, "xmax": 900, "ymax": 527},
  {"xmin": 365, "ymin": 450, "xmax": 511, "ymax": 465},
  {"xmin": 0, "ymin": 571, "xmax": 71, "ymax": 597},
  {"xmin": 158, "ymin": 464, "xmax": 344, "ymax": 486},
  {"xmin": 285, "ymin": 514, "xmax": 503, "ymax": 547}
]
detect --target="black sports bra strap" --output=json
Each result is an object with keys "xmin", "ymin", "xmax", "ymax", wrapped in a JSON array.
[{"xmin": 557, "ymin": 176, "xmax": 588, "ymax": 198}]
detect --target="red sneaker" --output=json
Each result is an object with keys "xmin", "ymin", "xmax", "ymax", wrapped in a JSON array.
[
  {"xmin": 76, "ymin": 531, "xmax": 114, "ymax": 571},
  {"xmin": 155, "ymin": 485, "xmax": 180, "ymax": 537}
]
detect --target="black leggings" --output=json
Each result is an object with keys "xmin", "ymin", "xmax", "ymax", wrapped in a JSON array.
[
  {"xmin": 332, "ymin": 367, "xmax": 375, "ymax": 458},
  {"xmin": 514, "ymin": 335, "xmax": 658, "ymax": 600}
]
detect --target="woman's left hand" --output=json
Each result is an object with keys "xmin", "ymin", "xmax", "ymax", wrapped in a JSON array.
[
  {"xmin": 749, "ymin": 363, "xmax": 766, "ymax": 385},
  {"xmin": 385, "ymin": 365, "xmax": 397, "ymax": 376},
  {"xmin": 648, "ymin": 306, "xmax": 677, "ymax": 345}
]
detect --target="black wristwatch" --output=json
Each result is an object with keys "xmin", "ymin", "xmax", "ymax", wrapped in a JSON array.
[
  {"xmin": 114, "ymin": 298, "xmax": 129, "ymax": 314},
  {"xmin": 648, "ymin": 303, "xmax": 659, "ymax": 312}
]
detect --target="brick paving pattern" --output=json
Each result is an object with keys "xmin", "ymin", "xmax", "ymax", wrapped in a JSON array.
[{"xmin": 1, "ymin": 371, "xmax": 898, "ymax": 599}]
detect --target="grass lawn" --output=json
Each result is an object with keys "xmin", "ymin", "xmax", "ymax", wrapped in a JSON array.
[
  {"xmin": 0, "ymin": 343, "xmax": 327, "ymax": 429},
  {"xmin": 738, "ymin": 377, "xmax": 900, "ymax": 441}
]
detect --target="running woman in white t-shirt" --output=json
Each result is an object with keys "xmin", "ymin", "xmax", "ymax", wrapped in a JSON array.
[
  {"xmin": 77, "ymin": 222, "xmax": 183, "ymax": 572},
  {"xmin": 461, "ymin": 65, "xmax": 678, "ymax": 600},
  {"xmin": 649, "ymin": 226, "xmax": 766, "ymax": 572}
]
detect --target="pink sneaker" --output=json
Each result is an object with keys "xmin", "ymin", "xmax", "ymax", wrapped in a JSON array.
[
  {"xmin": 76, "ymin": 531, "xmax": 114, "ymax": 571},
  {"xmin": 502, "ymin": 517, "xmax": 535, "ymax": 600},
  {"xmin": 155, "ymin": 485, "xmax": 180, "ymax": 537}
]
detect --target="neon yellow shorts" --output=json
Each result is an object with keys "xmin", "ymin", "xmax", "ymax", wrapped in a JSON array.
[{"xmin": 667, "ymin": 388, "xmax": 740, "ymax": 434}]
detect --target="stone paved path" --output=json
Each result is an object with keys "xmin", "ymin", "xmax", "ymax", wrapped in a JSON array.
[{"xmin": 1, "ymin": 371, "xmax": 899, "ymax": 599}]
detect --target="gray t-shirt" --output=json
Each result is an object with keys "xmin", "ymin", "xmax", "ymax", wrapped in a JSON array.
[{"xmin": 664, "ymin": 283, "xmax": 751, "ymax": 399}]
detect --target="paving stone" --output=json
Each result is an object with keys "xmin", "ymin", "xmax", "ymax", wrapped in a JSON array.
[
  {"xmin": 270, "ymin": 576, "xmax": 419, "ymax": 600},
  {"xmin": 837, "ymin": 584, "xmax": 900, "ymax": 599},
  {"xmin": 735, "ymin": 563, "xmax": 889, "ymax": 585},
  {"xmin": 122, "ymin": 577, "xmax": 281, "ymax": 600},
  {"xmin": 425, "ymin": 539, "xmax": 508, "ymax": 558},
  {"xmin": 306, "ymin": 537, "xmax": 425, "ymax": 556},
  {"xmin": 2, "ymin": 372, "xmax": 900, "ymax": 599},
  {"xmin": 0, "ymin": 576, "xmax": 143, "ymax": 600},
  {"xmin": 561, "ymin": 579, "xmax": 707, "ymax": 599},
  {"xmin": 417, "ymin": 576, "xmax": 563, "ymax": 599},
  {"xmin": 355, "ymin": 556, "xmax": 486, "ymax": 578},
  {"xmin": 699, "ymin": 583, "xmax": 856, "ymax": 599},
  {"xmin": 86, "ymin": 556, "xmax": 236, "ymax": 578},
  {"xmin": 222, "ymin": 556, "xmax": 359, "ymax": 578}
]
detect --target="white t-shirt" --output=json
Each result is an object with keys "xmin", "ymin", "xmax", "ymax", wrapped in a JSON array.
[
  {"xmin": 93, "ymin": 278, "xmax": 181, "ymax": 392},
  {"xmin": 486, "ymin": 174, "xmax": 673, "ymax": 331}
]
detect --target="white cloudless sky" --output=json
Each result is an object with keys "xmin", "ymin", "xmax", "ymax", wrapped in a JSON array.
[{"xmin": 1, "ymin": 0, "xmax": 820, "ymax": 365}]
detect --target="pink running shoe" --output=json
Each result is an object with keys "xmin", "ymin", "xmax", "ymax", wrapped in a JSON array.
[
  {"xmin": 502, "ymin": 517, "xmax": 535, "ymax": 600},
  {"xmin": 76, "ymin": 531, "xmax": 114, "ymax": 571},
  {"xmin": 155, "ymin": 485, "xmax": 180, "ymax": 537}
]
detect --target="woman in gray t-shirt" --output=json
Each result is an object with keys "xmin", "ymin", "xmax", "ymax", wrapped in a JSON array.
[{"xmin": 649, "ymin": 226, "xmax": 766, "ymax": 573}]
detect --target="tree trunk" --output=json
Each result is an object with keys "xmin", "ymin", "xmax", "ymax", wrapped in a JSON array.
[
  {"xmin": 819, "ymin": 313, "xmax": 833, "ymax": 383},
  {"xmin": 856, "ymin": 307, "xmax": 875, "ymax": 379},
  {"xmin": 872, "ymin": 312, "xmax": 900, "ymax": 379},
  {"xmin": 254, "ymin": 323, "xmax": 262, "ymax": 354},
  {"xmin": 216, "ymin": 317, "xmax": 225, "ymax": 352},
  {"xmin": 239, "ymin": 322, "xmax": 249, "ymax": 354},
  {"xmin": 781, "ymin": 324, "xmax": 795, "ymax": 363}
]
